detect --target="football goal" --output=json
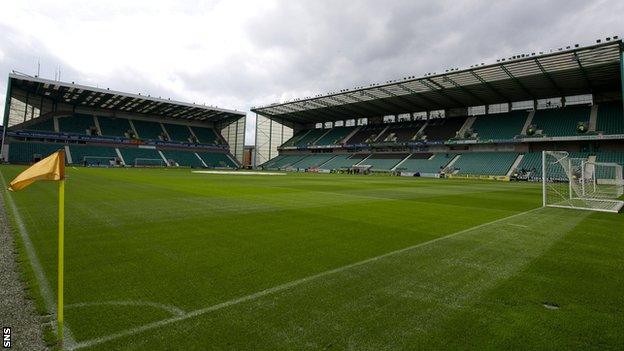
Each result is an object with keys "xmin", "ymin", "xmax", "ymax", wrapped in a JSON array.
[
  {"xmin": 542, "ymin": 151, "xmax": 624, "ymax": 213},
  {"xmin": 134, "ymin": 158, "xmax": 166, "ymax": 167}
]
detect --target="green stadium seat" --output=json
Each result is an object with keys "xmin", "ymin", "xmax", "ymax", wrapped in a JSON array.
[
  {"xmin": 163, "ymin": 124, "xmax": 193, "ymax": 142},
  {"xmin": 360, "ymin": 153, "xmax": 408, "ymax": 171},
  {"xmin": 161, "ymin": 150, "xmax": 204, "ymax": 167},
  {"xmin": 69, "ymin": 145, "xmax": 118, "ymax": 165},
  {"xmin": 470, "ymin": 111, "xmax": 527, "ymax": 140},
  {"xmin": 8, "ymin": 142, "xmax": 66, "ymax": 164},
  {"xmin": 190, "ymin": 127, "xmax": 222, "ymax": 145},
  {"xmin": 531, "ymin": 106, "xmax": 590, "ymax": 137},
  {"xmin": 197, "ymin": 152, "xmax": 237, "ymax": 168},
  {"xmin": 516, "ymin": 151, "xmax": 590, "ymax": 179},
  {"xmin": 318, "ymin": 154, "xmax": 358, "ymax": 170},
  {"xmin": 452, "ymin": 152, "xmax": 518, "ymax": 176},
  {"xmin": 313, "ymin": 127, "xmax": 354, "ymax": 146},
  {"xmin": 23, "ymin": 117, "xmax": 55, "ymax": 132},
  {"xmin": 596, "ymin": 102, "xmax": 624, "ymax": 135},
  {"xmin": 97, "ymin": 116, "xmax": 133, "ymax": 137},
  {"xmin": 399, "ymin": 153, "xmax": 457, "ymax": 174},
  {"xmin": 57, "ymin": 114, "xmax": 97, "ymax": 134},
  {"xmin": 132, "ymin": 120, "xmax": 166, "ymax": 140},
  {"xmin": 291, "ymin": 154, "xmax": 336, "ymax": 168},
  {"xmin": 119, "ymin": 147, "xmax": 164, "ymax": 166},
  {"xmin": 294, "ymin": 129, "xmax": 326, "ymax": 147}
]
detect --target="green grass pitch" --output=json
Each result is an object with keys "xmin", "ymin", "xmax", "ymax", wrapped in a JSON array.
[{"xmin": 1, "ymin": 166, "xmax": 622, "ymax": 350}]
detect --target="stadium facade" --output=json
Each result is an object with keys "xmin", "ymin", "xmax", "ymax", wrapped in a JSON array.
[
  {"xmin": 1, "ymin": 73, "xmax": 246, "ymax": 167},
  {"xmin": 251, "ymin": 39, "xmax": 624, "ymax": 180}
]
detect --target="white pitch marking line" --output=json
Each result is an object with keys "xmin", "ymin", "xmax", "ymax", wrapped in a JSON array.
[
  {"xmin": 66, "ymin": 300, "xmax": 185, "ymax": 317},
  {"xmin": 71, "ymin": 206, "xmax": 542, "ymax": 350},
  {"xmin": 192, "ymin": 170, "xmax": 286, "ymax": 176},
  {"xmin": 0, "ymin": 171, "xmax": 77, "ymax": 347}
]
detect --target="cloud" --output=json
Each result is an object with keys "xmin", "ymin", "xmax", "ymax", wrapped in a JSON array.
[{"xmin": 1, "ymin": 0, "xmax": 623, "ymax": 145}]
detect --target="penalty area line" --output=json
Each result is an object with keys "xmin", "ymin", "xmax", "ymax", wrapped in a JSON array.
[{"xmin": 71, "ymin": 206, "xmax": 541, "ymax": 350}]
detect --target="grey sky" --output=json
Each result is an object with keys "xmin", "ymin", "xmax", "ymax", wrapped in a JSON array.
[{"xmin": 1, "ymin": 0, "xmax": 623, "ymax": 145}]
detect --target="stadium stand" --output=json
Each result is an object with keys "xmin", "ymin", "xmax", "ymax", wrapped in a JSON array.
[
  {"xmin": 119, "ymin": 147, "xmax": 164, "ymax": 166},
  {"xmin": 69, "ymin": 145, "xmax": 118, "ymax": 165},
  {"xmin": 57, "ymin": 114, "xmax": 98, "ymax": 135},
  {"xmin": 530, "ymin": 105, "xmax": 590, "ymax": 137},
  {"xmin": 596, "ymin": 102, "xmax": 624, "ymax": 135},
  {"xmin": 292, "ymin": 154, "xmax": 336, "ymax": 168},
  {"xmin": 470, "ymin": 111, "xmax": 527, "ymax": 140},
  {"xmin": 197, "ymin": 152, "xmax": 238, "ymax": 168},
  {"xmin": 451, "ymin": 152, "xmax": 518, "ymax": 176},
  {"xmin": 132, "ymin": 120, "xmax": 167, "ymax": 140},
  {"xmin": 265, "ymin": 154, "xmax": 309, "ymax": 169},
  {"xmin": 163, "ymin": 124, "xmax": 193, "ymax": 142},
  {"xmin": 97, "ymin": 116, "xmax": 133, "ymax": 137},
  {"xmin": 377, "ymin": 121, "xmax": 424, "ymax": 143},
  {"xmin": 595, "ymin": 151, "xmax": 624, "ymax": 166},
  {"xmin": 23, "ymin": 117, "xmax": 55, "ymax": 132},
  {"xmin": 313, "ymin": 127, "xmax": 353, "ymax": 146},
  {"xmin": 423, "ymin": 117, "xmax": 466, "ymax": 141},
  {"xmin": 398, "ymin": 153, "xmax": 457, "ymax": 174},
  {"xmin": 359, "ymin": 153, "xmax": 408, "ymax": 171},
  {"xmin": 345, "ymin": 124, "xmax": 386, "ymax": 144},
  {"xmin": 516, "ymin": 151, "xmax": 591, "ymax": 179},
  {"xmin": 318, "ymin": 154, "xmax": 358, "ymax": 170},
  {"xmin": 8, "ymin": 142, "xmax": 65, "ymax": 164},
  {"xmin": 161, "ymin": 149, "xmax": 204, "ymax": 167},
  {"xmin": 190, "ymin": 126, "xmax": 222, "ymax": 145},
  {"xmin": 294, "ymin": 129, "xmax": 326, "ymax": 147}
]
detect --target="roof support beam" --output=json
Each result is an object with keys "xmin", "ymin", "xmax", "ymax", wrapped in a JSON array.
[
  {"xmin": 534, "ymin": 58, "xmax": 565, "ymax": 96},
  {"xmin": 421, "ymin": 79, "xmax": 465, "ymax": 106},
  {"xmin": 395, "ymin": 83, "xmax": 443, "ymax": 109},
  {"xmin": 499, "ymin": 65, "xmax": 535, "ymax": 99},
  {"xmin": 469, "ymin": 70, "xmax": 511, "ymax": 102},
  {"xmin": 356, "ymin": 89, "xmax": 413, "ymax": 112},
  {"xmin": 440, "ymin": 75, "xmax": 488, "ymax": 105},
  {"xmin": 572, "ymin": 52, "xmax": 594, "ymax": 91},
  {"xmin": 298, "ymin": 99, "xmax": 352, "ymax": 120},
  {"xmin": 376, "ymin": 86, "xmax": 427, "ymax": 111},
  {"xmin": 327, "ymin": 95, "xmax": 387, "ymax": 116}
]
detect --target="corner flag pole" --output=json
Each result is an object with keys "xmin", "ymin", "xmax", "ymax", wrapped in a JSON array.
[
  {"xmin": 58, "ymin": 179, "xmax": 65, "ymax": 347},
  {"xmin": 6, "ymin": 149, "xmax": 66, "ymax": 347}
]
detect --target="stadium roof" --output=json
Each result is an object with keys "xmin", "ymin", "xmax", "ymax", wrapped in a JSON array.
[
  {"xmin": 8, "ymin": 72, "xmax": 246, "ymax": 122},
  {"xmin": 252, "ymin": 40, "xmax": 624, "ymax": 123}
]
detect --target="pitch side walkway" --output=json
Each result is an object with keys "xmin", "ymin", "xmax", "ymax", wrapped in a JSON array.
[{"xmin": 0, "ymin": 193, "xmax": 47, "ymax": 350}]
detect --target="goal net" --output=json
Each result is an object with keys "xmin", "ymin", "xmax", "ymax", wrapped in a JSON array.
[
  {"xmin": 542, "ymin": 151, "xmax": 623, "ymax": 213},
  {"xmin": 134, "ymin": 158, "xmax": 166, "ymax": 167}
]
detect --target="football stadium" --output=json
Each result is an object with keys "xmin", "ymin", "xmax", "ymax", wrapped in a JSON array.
[{"xmin": 1, "ymin": 28, "xmax": 623, "ymax": 351}]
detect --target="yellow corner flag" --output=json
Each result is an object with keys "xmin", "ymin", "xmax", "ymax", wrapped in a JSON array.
[
  {"xmin": 8, "ymin": 149, "xmax": 66, "ymax": 348},
  {"xmin": 8, "ymin": 150, "xmax": 65, "ymax": 191}
]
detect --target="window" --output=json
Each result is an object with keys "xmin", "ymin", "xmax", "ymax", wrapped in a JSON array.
[
  {"xmin": 488, "ymin": 103, "xmax": 509, "ymax": 114},
  {"xmin": 468, "ymin": 106, "xmax": 486, "ymax": 116},
  {"xmin": 512, "ymin": 100, "xmax": 534, "ymax": 111},
  {"xmin": 565, "ymin": 94, "xmax": 593, "ymax": 106}
]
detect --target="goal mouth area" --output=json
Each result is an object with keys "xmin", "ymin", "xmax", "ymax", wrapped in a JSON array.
[
  {"xmin": 547, "ymin": 198, "xmax": 624, "ymax": 213},
  {"xmin": 542, "ymin": 151, "xmax": 624, "ymax": 214}
]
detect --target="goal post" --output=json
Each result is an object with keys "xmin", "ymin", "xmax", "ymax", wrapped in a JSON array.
[
  {"xmin": 134, "ymin": 158, "xmax": 166, "ymax": 167},
  {"xmin": 542, "ymin": 151, "xmax": 623, "ymax": 213}
]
